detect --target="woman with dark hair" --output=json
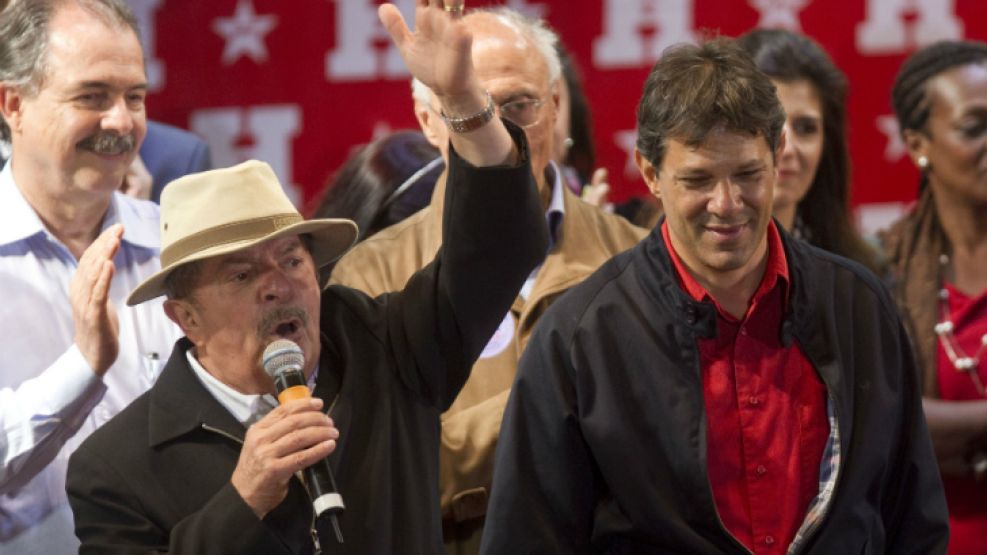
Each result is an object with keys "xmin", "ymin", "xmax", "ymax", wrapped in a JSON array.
[
  {"xmin": 738, "ymin": 28, "xmax": 881, "ymax": 273},
  {"xmin": 311, "ymin": 130, "xmax": 442, "ymax": 242},
  {"xmin": 882, "ymin": 40, "xmax": 987, "ymax": 555}
]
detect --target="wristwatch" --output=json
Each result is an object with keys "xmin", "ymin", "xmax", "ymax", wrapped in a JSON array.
[{"xmin": 440, "ymin": 91, "xmax": 495, "ymax": 133}]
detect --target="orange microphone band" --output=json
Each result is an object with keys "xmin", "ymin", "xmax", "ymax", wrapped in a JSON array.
[{"xmin": 277, "ymin": 384, "xmax": 311, "ymax": 404}]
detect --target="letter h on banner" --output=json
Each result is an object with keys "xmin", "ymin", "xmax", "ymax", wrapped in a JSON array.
[
  {"xmin": 326, "ymin": 0, "xmax": 416, "ymax": 81},
  {"xmin": 593, "ymin": 0, "xmax": 696, "ymax": 68}
]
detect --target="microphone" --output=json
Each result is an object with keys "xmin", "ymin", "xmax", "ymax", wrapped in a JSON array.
[{"xmin": 262, "ymin": 339, "xmax": 345, "ymax": 543}]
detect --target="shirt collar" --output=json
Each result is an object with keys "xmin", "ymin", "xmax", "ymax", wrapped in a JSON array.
[
  {"xmin": 661, "ymin": 219, "xmax": 790, "ymax": 313},
  {"xmin": 545, "ymin": 161, "xmax": 566, "ymax": 251},
  {"xmin": 185, "ymin": 348, "xmax": 320, "ymax": 426},
  {"xmin": 186, "ymin": 349, "xmax": 278, "ymax": 426},
  {"xmin": 108, "ymin": 190, "xmax": 160, "ymax": 250},
  {"xmin": 0, "ymin": 161, "xmax": 47, "ymax": 246},
  {"xmin": 0, "ymin": 158, "xmax": 159, "ymax": 250}
]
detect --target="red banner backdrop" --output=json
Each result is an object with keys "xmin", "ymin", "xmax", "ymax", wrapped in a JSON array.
[{"xmin": 132, "ymin": 0, "xmax": 987, "ymax": 233}]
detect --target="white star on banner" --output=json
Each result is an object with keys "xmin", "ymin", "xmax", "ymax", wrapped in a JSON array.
[
  {"xmin": 502, "ymin": 0, "xmax": 548, "ymax": 20},
  {"xmin": 614, "ymin": 129, "xmax": 640, "ymax": 179},
  {"xmin": 212, "ymin": 0, "xmax": 278, "ymax": 65},
  {"xmin": 749, "ymin": 0, "xmax": 809, "ymax": 31},
  {"xmin": 876, "ymin": 114, "xmax": 907, "ymax": 162}
]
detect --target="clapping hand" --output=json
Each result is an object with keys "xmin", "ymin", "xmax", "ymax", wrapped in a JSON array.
[{"xmin": 70, "ymin": 224, "xmax": 123, "ymax": 376}]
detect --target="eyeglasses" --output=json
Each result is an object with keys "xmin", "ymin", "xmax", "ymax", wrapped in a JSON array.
[{"xmin": 496, "ymin": 97, "xmax": 545, "ymax": 129}]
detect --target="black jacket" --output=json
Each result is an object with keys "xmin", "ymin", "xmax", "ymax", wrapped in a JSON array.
[
  {"xmin": 66, "ymin": 127, "xmax": 548, "ymax": 555},
  {"xmin": 482, "ymin": 223, "xmax": 948, "ymax": 554}
]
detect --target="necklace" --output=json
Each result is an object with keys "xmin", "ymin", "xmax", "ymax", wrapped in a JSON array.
[{"xmin": 935, "ymin": 254, "xmax": 987, "ymax": 397}]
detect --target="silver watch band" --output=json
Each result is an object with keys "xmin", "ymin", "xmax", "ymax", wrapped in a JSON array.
[{"xmin": 440, "ymin": 91, "xmax": 495, "ymax": 133}]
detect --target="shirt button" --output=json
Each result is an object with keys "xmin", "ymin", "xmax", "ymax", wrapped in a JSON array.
[
  {"xmin": 756, "ymin": 464, "xmax": 767, "ymax": 476},
  {"xmin": 740, "ymin": 327, "xmax": 748, "ymax": 336},
  {"xmin": 765, "ymin": 535, "xmax": 775, "ymax": 545},
  {"xmin": 748, "ymin": 396, "xmax": 760, "ymax": 406}
]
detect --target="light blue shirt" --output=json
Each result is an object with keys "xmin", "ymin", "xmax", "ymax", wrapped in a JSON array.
[{"xmin": 0, "ymin": 162, "xmax": 181, "ymax": 554}]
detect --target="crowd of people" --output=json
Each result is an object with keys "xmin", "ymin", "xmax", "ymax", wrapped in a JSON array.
[{"xmin": 0, "ymin": 0, "xmax": 985, "ymax": 554}]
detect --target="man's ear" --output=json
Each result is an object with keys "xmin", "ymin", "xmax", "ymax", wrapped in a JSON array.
[
  {"xmin": 164, "ymin": 298, "xmax": 199, "ymax": 339},
  {"xmin": 0, "ymin": 83, "xmax": 25, "ymax": 137},
  {"xmin": 413, "ymin": 100, "xmax": 447, "ymax": 152},
  {"xmin": 634, "ymin": 148, "xmax": 661, "ymax": 199},
  {"xmin": 550, "ymin": 78, "xmax": 562, "ymax": 112}
]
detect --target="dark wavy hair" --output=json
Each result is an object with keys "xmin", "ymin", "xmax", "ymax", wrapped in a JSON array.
[
  {"xmin": 636, "ymin": 38, "xmax": 785, "ymax": 171},
  {"xmin": 739, "ymin": 28, "xmax": 880, "ymax": 273},
  {"xmin": 311, "ymin": 131, "xmax": 441, "ymax": 243}
]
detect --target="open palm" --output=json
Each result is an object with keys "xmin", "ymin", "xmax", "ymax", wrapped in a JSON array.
[{"xmin": 379, "ymin": 1, "xmax": 477, "ymax": 102}]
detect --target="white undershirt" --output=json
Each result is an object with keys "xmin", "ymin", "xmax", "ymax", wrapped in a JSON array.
[{"xmin": 185, "ymin": 348, "xmax": 318, "ymax": 427}]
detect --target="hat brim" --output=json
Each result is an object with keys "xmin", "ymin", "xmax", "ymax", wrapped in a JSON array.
[{"xmin": 126, "ymin": 218, "xmax": 358, "ymax": 306}]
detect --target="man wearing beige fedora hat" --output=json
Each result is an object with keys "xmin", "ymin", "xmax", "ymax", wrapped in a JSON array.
[
  {"xmin": 65, "ymin": 1, "xmax": 546, "ymax": 553},
  {"xmin": 0, "ymin": 1, "xmax": 182, "ymax": 553}
]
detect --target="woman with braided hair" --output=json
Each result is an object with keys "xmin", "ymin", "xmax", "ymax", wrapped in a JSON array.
[
  {"xmin": 738, "ymin": 29, "xmax": 882, "ymax": 274},
  {"xmin": 882, "ymin": 39, "xmax": 987, "ymax": 555}
]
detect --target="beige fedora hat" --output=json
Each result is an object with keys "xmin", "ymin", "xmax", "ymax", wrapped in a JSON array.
[{"xmin": 127, "ymin": 160, "xmax": 358, "ymax": 306}]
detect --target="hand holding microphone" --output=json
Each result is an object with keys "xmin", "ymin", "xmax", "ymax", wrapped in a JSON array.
[
  {"xmin": 230, "ymin": 339, "xmax": 342, "ymax": 541},
  {"xmin": 262, "ymin": 339, "xmax": 346, "ymax": 542}
]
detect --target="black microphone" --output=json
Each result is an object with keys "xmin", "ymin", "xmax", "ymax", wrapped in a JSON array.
[{"xmin": 262, "ymin": 339, "xmax": 345, "ymax": 543}]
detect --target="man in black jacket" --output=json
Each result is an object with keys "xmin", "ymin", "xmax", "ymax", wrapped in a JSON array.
[
  {"xmin": 66, "ymin": 2, "xmax": 547, "ymax": 553},
  {"xmin": 482, "ymin": 39, "xmax": 948, "ymax": 554}
]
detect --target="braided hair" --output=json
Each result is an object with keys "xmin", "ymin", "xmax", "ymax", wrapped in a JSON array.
[{"xmin": 891, "ymin": 40, "xmax": 987, "ymax": 190}]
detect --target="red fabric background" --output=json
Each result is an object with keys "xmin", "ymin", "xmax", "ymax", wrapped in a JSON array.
[{"xmin": 135, "ymin": 0, "xmax": 987, "ymax": 228}]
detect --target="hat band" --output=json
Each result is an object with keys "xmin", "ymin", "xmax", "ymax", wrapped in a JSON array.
[{"xmin": 161, "ymin": 213, "xmax": 303, "ymax": 267}]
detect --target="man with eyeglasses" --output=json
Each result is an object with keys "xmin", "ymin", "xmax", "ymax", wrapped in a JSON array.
[{"xmin": 330, "ymin": 6, "xmax": 647, "ymax": 553}]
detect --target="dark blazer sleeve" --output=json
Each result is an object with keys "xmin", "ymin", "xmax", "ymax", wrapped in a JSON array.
[
  {"xmin": 67, "ymin": 445, "xmax": 289, "ymax": 555},
  {"xmin": 326, "ymin": 121, "xmax": 547, "ymax": 410},
  {"xmin": 480, "ymin": 322, "xmax": 597, "ymax": 554}
]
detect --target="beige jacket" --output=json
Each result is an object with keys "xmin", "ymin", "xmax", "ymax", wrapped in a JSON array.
[{"xmin": 330, "ymin": 170, "xmax": 648, "ymax": 522}]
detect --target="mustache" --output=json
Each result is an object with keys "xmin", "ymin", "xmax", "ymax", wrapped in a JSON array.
[
  {"xmin": 257, "ymin": 305, "xmax": 309, "ymax": 338},
  {"xmin": 77, "ymin": 132, "xmax": 136, "ymax": 155}
]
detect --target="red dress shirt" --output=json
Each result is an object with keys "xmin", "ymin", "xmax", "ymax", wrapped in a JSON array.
[{"xmin": 662, "ymin": 221, "xmax": 829, "ymax": 554}]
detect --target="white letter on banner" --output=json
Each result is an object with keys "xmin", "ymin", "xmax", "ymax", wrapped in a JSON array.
[
  {"xmin": 189, "ymin": 105, "xmax": 303, "ymax": 206},
  {"xmin": 593, "ymin": 0, "xmax": 695, "ymax": 68},
  {"xmin": 127, "ymin": 0, "xmax": 165, "ymax": 91},
  {"xmin": 856, "ymin": 0, "xmax": 962, "ymax": 54},
  {"xmin": 326, "ymin": 0, "xmax": 415, "ymax": 81}
]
